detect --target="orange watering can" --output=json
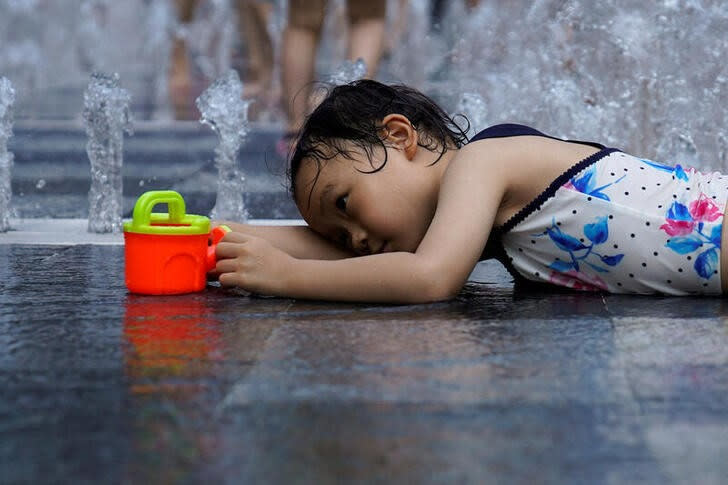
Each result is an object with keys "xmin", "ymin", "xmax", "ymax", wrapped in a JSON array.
[{"xmin": 123, "ymin": 190, "xmax": 230, "ymax": 295}]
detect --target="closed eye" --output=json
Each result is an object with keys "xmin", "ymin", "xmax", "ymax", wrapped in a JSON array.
[{"xmin": 335, "ymin": 194, "xmax": 348, "ymax": 213}]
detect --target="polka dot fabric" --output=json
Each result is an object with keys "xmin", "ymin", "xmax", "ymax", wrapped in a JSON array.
[{"xmin": 501, "ymin": 150, "xmax": 728, "ymax": 295}]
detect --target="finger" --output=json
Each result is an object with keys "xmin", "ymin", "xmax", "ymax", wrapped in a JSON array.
[
  {"xmin": 215, "ymin": 241, "xmax": 247, "ymax": 259},
  {"xmin": 220, "ymin": 231, "xmax": 249, "ymax": 243},
  {"xmin": 215, "ymin": 258, "xmax": 240, "ymax": 274},
  {"xmin": 218, "ymin": 271, "xmax": 241, "ymax": 287}
]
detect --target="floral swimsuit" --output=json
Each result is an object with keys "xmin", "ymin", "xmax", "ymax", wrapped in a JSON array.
[{"xmin": 475, "ymin": 124, "xmax": 727, "ymax": 295}]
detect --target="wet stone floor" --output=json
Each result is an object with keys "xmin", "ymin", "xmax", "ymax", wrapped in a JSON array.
[{"xmin": 2, "ymin": 244, "xmax": 728, "ymax": 484}]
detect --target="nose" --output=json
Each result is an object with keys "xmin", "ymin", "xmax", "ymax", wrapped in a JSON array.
[{"xmin": 351, "ymin": 228, "xmax": 371, "ymax": 255}]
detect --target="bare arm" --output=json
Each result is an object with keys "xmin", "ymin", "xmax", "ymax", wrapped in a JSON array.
[
  {"xmin": 285, "ymin": 145, "xmax": 506, "ymax": 302},
  {"xmin": 214, "ymin": 221, "xmax": 353, "ymax": 260},
  {"xmin": 216, "ymin": 144, "xmax": 509, "ymax": 303}
]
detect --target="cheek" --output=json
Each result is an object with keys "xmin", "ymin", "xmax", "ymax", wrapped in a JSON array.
[
  {"xmin": 391, "ymin": 197, "xmax": 434, "ymax": 247},
  {"xmin": 355, "ymin": 180, "xmax": 429, "ymax": 242},
  {"xmin": 375, "ymin": 210, "xmax": 403, "ymax": 233},
  {"xmin": 359, "ymin": 196, "xmax": 416, "ymax": 236},
  {"xmin": 387, "ymin": 191, "xmax": 422, "ymax": 222}
]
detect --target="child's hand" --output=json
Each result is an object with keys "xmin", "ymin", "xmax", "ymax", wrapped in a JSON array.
[{"xmin": 213, "ymin": 232, "xmax": 293, "ymax": 295}]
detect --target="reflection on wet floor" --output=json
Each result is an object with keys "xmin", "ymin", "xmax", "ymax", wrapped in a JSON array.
[{"xmin": 2, "ymin": 244, "xmax": 728, "ymax": 483}]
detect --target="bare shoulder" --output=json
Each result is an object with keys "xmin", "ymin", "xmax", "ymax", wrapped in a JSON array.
[
  {"xmin": 474, "ymin": 134, "xmax": 600, "ymax": 164},
  {"xmin": 452, "ymin": 136, "xmax": 601, "ymax": 225},
  {"xmin": 448, "ymin": 138, "xmax": 516, "ymax": 176},
  {"xmin": 445, "ymin": 137, "xmax": 534, "ymax": 190}
]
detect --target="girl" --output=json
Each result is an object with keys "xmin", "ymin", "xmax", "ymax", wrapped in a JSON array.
[{"xmin": 211, "ymin": 80, "xmax": 728, "ymax": 302}]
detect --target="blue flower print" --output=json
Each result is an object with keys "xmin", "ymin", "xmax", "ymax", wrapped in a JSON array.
[
  {"xmin": 640, "ymin": 158, "xmax": 689, "ymax": 181},
  {"xmin": 661, "ymin": 197, "xmax": 722, "ymax": 280},
  {"xmin": 566, "ymin": 165, "xmax": 625, "ymax": 201},
  {"xmin": 533, "ymin": 216, "xmax": 625, "ymax": 274}
]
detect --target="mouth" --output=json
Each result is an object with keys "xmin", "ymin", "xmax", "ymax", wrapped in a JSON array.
[{"xmin": 376, "ymin": 242, "xmax": 390, "ymax": 254}]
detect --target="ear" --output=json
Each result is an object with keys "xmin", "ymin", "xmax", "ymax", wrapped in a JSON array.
[{"xmin": 380, "ymin": 114, "xmax": 418, "ymax": 160}]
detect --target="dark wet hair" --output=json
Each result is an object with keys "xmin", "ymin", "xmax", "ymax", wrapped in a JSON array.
[{"xmin": 287, "ymin": 80, "xmax": 469, "ymax": 205}]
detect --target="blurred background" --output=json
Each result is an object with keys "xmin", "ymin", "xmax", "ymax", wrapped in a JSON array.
[{"xmin": 2, "ymin": 0, "xmax": 728, "ymax": 175}]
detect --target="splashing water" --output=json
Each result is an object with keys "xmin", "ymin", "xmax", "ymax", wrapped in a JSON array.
[
  {"xmin": 83, "ymin": 72, "xmax": 133, "ymax": 233},
  {"xmin": 428, "ymin": 1, "xmax": 728, "ymax": 168},
  {"xmin": 0, "ymin": 77, "xmax": 15, "ymax": 232},
  {"xmin": 1, "ymin": 0, "xmax": 727, "ymax": 173},
  {"xmin": 196, "ymin": 69, "xmax": 250, "ymax": 221},
  {"xmin": 385, "ymin": 0, "xmax": 440, "ymax": 89},
  {"xmin": 328, "ymin": 58, "xmax": 367, "ymax": 85},
  {"xmin": 186, "ymin": 0, "xmax": 235, "ymax": 80},
  {"xmin": 455, "ymin": 92, "xmax": 488, "ymax": 138}
]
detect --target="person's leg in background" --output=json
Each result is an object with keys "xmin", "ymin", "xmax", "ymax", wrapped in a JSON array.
[
  {"xmin": 346, "ymin": 0, "xmax": 386, "ymax": 78},
  {"xmin": 281, "ymin": 0, "xmax": 326, "ymax": 137},
  {"xmin": 385, "ymin": 0, "xmax": 409, "ymax": 58},
  {"xmin": 236, "ymin": 0, "xmax": 277, "ymax": 120},
  {"xmin": 170, "ymin": 0, "xmax": 199, "ymax": 119},
  {"xmin": 278, "ymin": 0, "xmax": 387, "ymax": 157}
]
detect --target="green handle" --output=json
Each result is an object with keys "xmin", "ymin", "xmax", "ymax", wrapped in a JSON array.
[
  {"xmin": 124, "ymin": 190, "xmax": 210, "ymax": 235},
  {"xmin": 132, "ymin": 190, "xmax": 186, "ymax": 226}
]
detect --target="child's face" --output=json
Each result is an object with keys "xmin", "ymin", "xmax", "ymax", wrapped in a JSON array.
[{"xmin": 295, "ymin": 144, "xmax": 439, "ymax": 255}]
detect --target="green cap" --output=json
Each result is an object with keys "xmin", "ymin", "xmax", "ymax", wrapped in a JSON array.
[{"xmin": 123, "ymin": 190, "xmax": 210, "ymax": 235}]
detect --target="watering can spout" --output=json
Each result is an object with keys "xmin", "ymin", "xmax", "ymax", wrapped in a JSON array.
[{"xmin": 206, "ymin": 225, "xmax": 231, "ymax": 271}]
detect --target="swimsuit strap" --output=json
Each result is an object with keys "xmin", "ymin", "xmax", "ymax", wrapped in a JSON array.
[
  {"xmin": 473, "ymin": 123, "xmax": 610, "ymax": 268},
  {"xmin": 470, "ymin": 123, "xmax": 605, "ymax": 150}
]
